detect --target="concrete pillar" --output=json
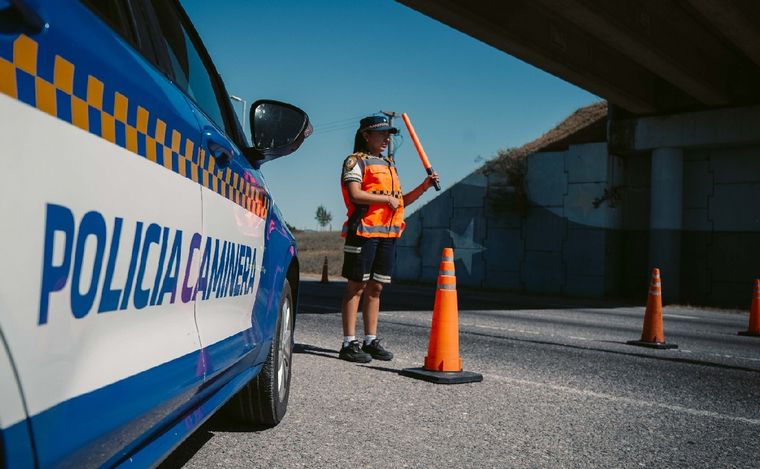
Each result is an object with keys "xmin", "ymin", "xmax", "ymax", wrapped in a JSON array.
[{"xmin": 649, "ymin": 147, "xmax": 683, "ymax": 302}]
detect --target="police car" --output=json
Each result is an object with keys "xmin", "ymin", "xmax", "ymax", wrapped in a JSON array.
[{"xmin": 0, "ymin": 1, "xmax": 310, "ymax": 467}]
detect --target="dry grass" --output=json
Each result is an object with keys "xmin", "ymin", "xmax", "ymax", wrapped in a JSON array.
[
  {"xmin": 482, "ymin": 101, "xmax": 608, "ymax": 214},
  {"xmin": 485, "ymin": 101, "xmax": 607, "ymax": 170},
  {"xmin": 482, "ymin": 101, "xmax": 607, "ymax": 177},
  {"xmin": 294, "ymin": 230, "xmax": 344, "ymax": 275}
]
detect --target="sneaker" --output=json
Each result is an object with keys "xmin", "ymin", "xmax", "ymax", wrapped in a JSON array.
[
  {"xmin": 362, "ymin": 338, "xmax": 393, "ymax": 361},
  {"xmin": 339, "ymin": 340, "xmax": 372, "ymax": 363}
]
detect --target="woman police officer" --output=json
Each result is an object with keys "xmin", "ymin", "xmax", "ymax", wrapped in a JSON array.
[{"xmin": 338, "ymin": 115, "xmax": 439, "ymax": 362}]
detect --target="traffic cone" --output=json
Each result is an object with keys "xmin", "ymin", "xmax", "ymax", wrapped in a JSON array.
[
  {"xmin": 738, "ymin": 279, "xmax": 760, "ymax": 337},
  {"xmin": 320, "ymin": 256, "xmax": 329, "ymax": 283},
  {"xmin": 400, "ymin": 248, "xmax": 482, "ymax": 384},
  {"xmin": 627, "ymin": 268, "xmax": 677, "ymax": 349}
]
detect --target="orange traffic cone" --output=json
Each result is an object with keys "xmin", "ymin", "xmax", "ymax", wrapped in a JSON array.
[
  {"xmin": 738, "ymin": 279, "xmax": 760, "ymax": 337},
  {"xmin": 627, "ymin": 268, "xmax": 677, "ymax": 349},
  {"xmin": 320, "ymin": 256, "xmax": 329, "ymax": 283},
  {"xmin": 401, "ymin": 248, "xmax": 482, "ymax": 384}
]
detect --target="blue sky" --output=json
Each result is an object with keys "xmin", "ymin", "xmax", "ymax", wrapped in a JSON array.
[{"xmin": 182, "ymin": 0, "xmax": 599, "ymax": 230}]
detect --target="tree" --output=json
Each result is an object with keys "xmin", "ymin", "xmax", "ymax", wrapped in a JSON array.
[{"xmin": 315, "ymin": 205, "xmax": 332, "ymax": 231}]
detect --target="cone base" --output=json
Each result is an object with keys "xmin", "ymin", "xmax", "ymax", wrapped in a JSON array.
[
  {"xmin": 738, "ymin": 331, "xmax": 760, "ymax": 337},
  {"xmin": 626, "ymin": 340, "xmax": 678, "ymax": 349},
  {"xmin": 400, "ymin": 367, "xmax": 482, "ymax": 385}
]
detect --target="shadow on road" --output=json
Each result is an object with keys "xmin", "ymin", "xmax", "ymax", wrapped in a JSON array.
[
  {"xmin": 157, "ymin": 428, "xmax": 214, "ymax": 469},
  {"xmin": 293, "ymin": 343, "xmax": 340, "ymax": 359},
  {"xmin": 160, "ymin": 343, "xmax": 403, "ymax": 467},
  {"xmin": 158, "ymin": 409, "xmax": 280, "ymax": 468},
  {"xmin": 359, "ymin": 364, "xmax": 402, "ymax": 376}
]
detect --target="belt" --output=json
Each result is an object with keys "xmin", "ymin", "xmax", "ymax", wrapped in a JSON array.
[{"xmin": 369, "ymin": 189, "xmax": 402, "ymax": 198}]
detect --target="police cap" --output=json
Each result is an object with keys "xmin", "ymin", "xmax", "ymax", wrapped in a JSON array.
[{"xmin": 359, "ymin": 115, "xmax": 398, "ymax": 134}]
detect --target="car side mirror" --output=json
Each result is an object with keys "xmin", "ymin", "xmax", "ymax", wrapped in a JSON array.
[{"xmin": 244, "ymin": 100, "xmax": 311, "ymax": 164}]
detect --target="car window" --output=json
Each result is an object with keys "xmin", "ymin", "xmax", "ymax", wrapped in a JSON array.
[
  {"xmin": 79, "ymin": 0, "xmax": 138, "ymax": 49},
  {"xmin": 149, "ymin": 0, "xmax": 228, "ymax": 133}
]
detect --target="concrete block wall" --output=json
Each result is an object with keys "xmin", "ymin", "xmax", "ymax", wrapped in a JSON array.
[
  {"xmin": 619, "ymin": 153, "xmax": 651, "ymax": 297},
  {"xmin": 523, "ymin": 143, "xmax": 621, "ymax": 296},
  {"xmin": 681, "ymin": 145, "xmax": 760, "ymax": 306},
  {"xmin": 523, "ymin": 149, "xmax": 566, "ymax": 293},
  {"xmin": 615, "ymin": 105, "xmax": 760, "ymax": 306},
  {"xmin": 397, "ymin": 108, "xmax": 760, "ymax": 306},
  {"xmin": 396, "ymin": 142, "xmax": 622, "ymax": 298},
  {"xmin": 396, "ymin": 167, "xmax": 526, "ymax": 289},
  {"xmin": 618, "ymin": 145, "xmax": 760, "ymax": 307},
  {"xmin": 483, "ymin": 171, "xmax": 524, "ymax": 290},
  {"xmin": 395, "ymin": 187, "xmax": 451, "ymax": 283}
]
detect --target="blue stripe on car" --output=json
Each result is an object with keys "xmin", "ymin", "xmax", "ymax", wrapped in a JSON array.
[
  {"xmin": 27, "ymin": 329, "xmax": 265, "ymax": 468},
  {"xmin": 0, "ymin": 420, "xmax": 36, "ymax": 469}
]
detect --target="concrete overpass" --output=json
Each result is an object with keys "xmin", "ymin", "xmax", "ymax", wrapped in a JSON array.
[
  {"xmin": 396, "ymin": 0, "xmax": 760, "ymax": 306},
  {"xmin": 398, "ymin": 0, "xmax": 760, "ymax": 115}
]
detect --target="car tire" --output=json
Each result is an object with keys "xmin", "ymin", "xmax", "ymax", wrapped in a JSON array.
[{"xmin": 225, "ymin": 279, "xmax": 294, "ymax": 427}]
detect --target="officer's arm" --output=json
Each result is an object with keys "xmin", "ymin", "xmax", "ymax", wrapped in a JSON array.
[
  {"xmin": 403, "ymin": 172, "xmax": 439, "ymax": 206},
  {"xmin": 346, "ymin": 181, "xmax": 399, "ymax": 209}
]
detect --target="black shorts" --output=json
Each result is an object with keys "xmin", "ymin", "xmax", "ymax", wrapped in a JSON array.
[{"xmin": 342, "ymin": 233, "xmax": 396, "ymax": 283}]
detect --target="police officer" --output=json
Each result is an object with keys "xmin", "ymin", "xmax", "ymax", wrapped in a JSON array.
[{"xmin": 339, "ymin": 115, "xmax": 439, "ymax": 362}]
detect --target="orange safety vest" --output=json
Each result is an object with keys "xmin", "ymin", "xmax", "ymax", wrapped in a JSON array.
[{"xmin": 341, "ymin": 152, "xmax": 405, "ymax": 238}]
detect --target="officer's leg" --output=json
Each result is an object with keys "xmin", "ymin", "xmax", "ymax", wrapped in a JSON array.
[
  {"xmin": 361, "ymin": 280, "xmax": 384, "ymax": 336},
  {"xmin": 342, "ymin": 280, "xmax": 366, "ymax": 336},
  {"xmin": 362, "ymin": 237, "xmax": 394, "ymax": 337},
  {"xmin": 341, "ymin": 235, "xmax": 374, "ymax": 339}
]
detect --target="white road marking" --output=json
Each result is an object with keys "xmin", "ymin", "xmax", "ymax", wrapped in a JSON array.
[
  {"xmin": 474, "ymin": 325, "xmax": 501, "ymax": 330},
  {"xmin": 381, "ymin": 312, "xmax": 760, "ymax": 364},
  {"xmin": 664, "ymin": 313, "xmax": 698, "ymax": 319},
  {"xmin": 367, "ymin": 351, "xmax": 760, "ymax": 426},
  {"xmin": 482, "ymin": 372, "xmax": 760, "ymax": 426}
]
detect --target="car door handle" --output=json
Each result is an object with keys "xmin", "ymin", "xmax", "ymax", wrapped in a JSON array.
[
  {"xmin": 7, "ymin": 0, "xmax": 48, "ymax": 33},
  {"xmin": 202, "ymin": 127, "xmax": 233, "ymax": 168}
]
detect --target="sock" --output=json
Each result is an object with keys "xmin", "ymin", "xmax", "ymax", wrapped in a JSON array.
[
  {"xmin": 343, "ymin": 335, "xmax": 355, "ymax": 347},
  {"xmin": 364, "ymin": 335, "xmax": 377, "ymax": 345}
]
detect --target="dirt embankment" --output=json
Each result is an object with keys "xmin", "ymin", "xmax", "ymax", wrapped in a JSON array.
[{"xmin": 293, "ymin": 231, "xmax": 343, "ymax": 275}]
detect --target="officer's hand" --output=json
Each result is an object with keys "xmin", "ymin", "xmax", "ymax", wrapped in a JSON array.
[
  {"xmin": 386, "ymin": 196, "xmax": 400, "ymax": 210},
  {"xmin": 424, "ymin": 172, "xmax": 440, "ymax": 190}
]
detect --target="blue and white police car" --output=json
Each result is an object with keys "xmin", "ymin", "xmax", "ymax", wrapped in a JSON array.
[{"xmin": 0, "ymin": 1, "xmax": 310, "ymax": 467}]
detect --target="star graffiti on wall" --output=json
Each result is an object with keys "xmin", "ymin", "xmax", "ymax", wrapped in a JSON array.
[{"xmin": 447, "ymin": 219, "xmax": 486, "ymax": 275}]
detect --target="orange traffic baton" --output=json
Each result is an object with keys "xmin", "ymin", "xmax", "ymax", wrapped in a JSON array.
[
  {"xmin": 401, "ymin": 113, "xmax": 441, "ymax": 191},
  {"xmin": 401, "ymin": 248, "xmax": 482, "ymax": 384},
  {"xmin": 627, "ymin": 268, "xmax": 677, "ymax": 349}
]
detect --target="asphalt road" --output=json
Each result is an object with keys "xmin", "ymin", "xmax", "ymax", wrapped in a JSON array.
[{"xmin": 163, "ymin": 278, "xmax": 760, "ymax": 468}]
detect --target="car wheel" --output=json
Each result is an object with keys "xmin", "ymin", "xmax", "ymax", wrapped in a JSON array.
[{"xmin": 225, "ymin": 279, "xmax": 294, "ymax": 427}]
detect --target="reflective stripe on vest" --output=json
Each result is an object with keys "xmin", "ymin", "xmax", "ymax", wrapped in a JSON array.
[{"xmin": 357, "ymin": 223, "xmax": 403, "ymax": 235}]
